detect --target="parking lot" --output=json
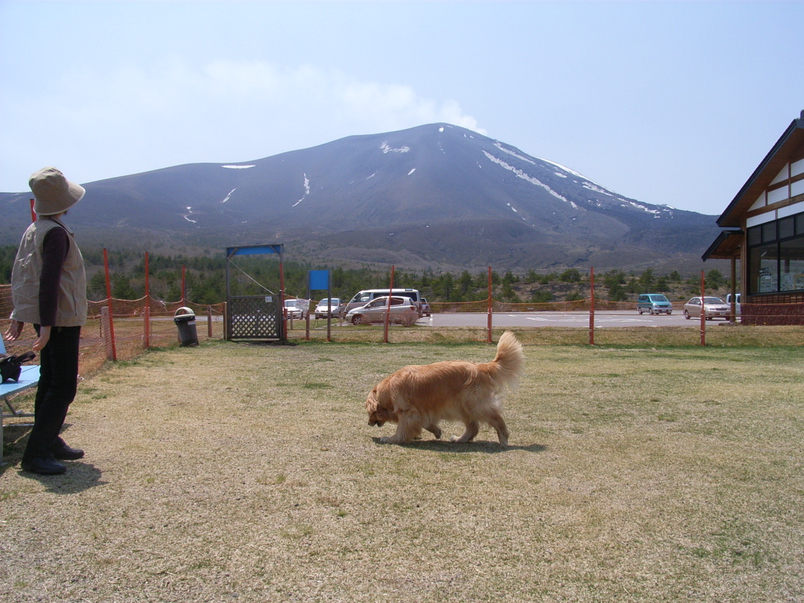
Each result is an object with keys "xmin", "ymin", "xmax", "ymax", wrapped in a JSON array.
[{"xmin": 424, "ymin": 310, "xmax": 735, "ymax": 328}]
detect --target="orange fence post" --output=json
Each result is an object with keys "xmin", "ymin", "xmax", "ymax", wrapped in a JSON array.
[
  {"xmin": 279, "ymin": 261, "xmax": 286, "ymax": 341},
  {"xmin": 589, "ymin": 267, "xmax": 595, "ymax": 346},
  {"xmin": 103, "ymin": 248, "xmax": 117, "ymax": 361},
  {"xmin": 487, "ymin": 266, "xmax": 493, "ymax": 343},
  {"xmin": 700, "ymin": 270, "xmax": 706, "ymax": 346},
  {"xmin": 143, "ymin": 251, "xmax": 150, "ymax": 349},
  {"xmin": 384, "ymin": 265, "xmax": 395, "ymax": 343},
  {"xmin": 181, "ymin": 265, "xmax": 187, "ymax": 307}
]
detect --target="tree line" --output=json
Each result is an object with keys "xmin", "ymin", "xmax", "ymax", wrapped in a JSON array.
[{"xmin": 0, "ymin": 245, "xmax": 729, "ymax": 305}]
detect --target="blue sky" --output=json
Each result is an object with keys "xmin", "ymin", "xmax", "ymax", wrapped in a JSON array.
[{"xmin": 1, "ymin": 0, "xmax": 802, "ymax": 216}]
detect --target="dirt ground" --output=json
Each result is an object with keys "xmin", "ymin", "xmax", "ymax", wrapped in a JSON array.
[{"xmin": 1, "ymin": 338, "xmax": 803, "ymax": 602}]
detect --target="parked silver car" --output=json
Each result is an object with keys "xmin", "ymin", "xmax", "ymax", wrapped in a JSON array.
[
  {"xmin": 345, "ymin": 296, "xmax": 418, "ymax": 325},
  {"xmin": 284, "ymin": 298, "xmax": 310, "ymax": 319},
  {"xmin": 683, "ymin": 296, "xmax": 730, "ymax": 320},
  {"xmin": 314, "ymin": 298, "xmax": 342, "ymax": 319},
  {"xmin": 420, "ymin": 297, "xmax": 432, "ymax": 317}
]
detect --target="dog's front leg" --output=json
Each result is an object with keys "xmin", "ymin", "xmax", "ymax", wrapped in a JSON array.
[{"xmin": 380, "ymin": 413, "xmax": 421, "ymax": 445}]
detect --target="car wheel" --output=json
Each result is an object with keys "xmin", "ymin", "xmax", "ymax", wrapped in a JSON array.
[
  {"xmin": 684, "ymin": 310, "xmax": 690, "ymax": 319},
  {"xmin": 352, "ymin": 315, "xmax": 364, "ymax": 325},
  {"xmin": 638, "ymin": 308, "xmax": 642, "ymax": 314}
]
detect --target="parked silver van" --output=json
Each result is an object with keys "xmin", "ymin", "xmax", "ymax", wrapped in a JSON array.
[{"xmin": 341, "ymin": 288, "xmax": 422, "ymax": 317}]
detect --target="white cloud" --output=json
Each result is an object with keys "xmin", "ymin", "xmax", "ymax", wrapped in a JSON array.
[{"xmin": 0, "ymin": 59, "xmax": 485, "ymax": 189}]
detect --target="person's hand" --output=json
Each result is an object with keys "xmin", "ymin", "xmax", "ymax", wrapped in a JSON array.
[
  {"xmin": 3, "ymin": 320, "xmax": 24, "ymax": 342},
  {"xmin": 32, "ymin": 326, "xmax": 51, "ymax": 352}
]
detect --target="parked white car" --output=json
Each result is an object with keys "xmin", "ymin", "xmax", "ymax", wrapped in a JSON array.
[
  {"xmin": 683, "ymin": 296, "xmax": 730, "ymax": 320},
  {"xmin": 314, "ymin": 298, "xmax": 342, "ymax": 319},
  {"xmin": 284, "ymin": 298, "xmax": 310, "ymax": 319},
  {"xmin": 726, "ymin": 293, "xmax": 741, "ymax": 316}
]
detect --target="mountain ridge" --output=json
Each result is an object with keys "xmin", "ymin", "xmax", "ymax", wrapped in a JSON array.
[{"xmin": 0, "ymin": 123, "xmax": 722, "ymax": 273}]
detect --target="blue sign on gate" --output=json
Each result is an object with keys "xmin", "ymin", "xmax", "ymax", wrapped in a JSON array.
[{"xmin": 309, "ymin": 270, "xmax": 330, "ymax": 291}]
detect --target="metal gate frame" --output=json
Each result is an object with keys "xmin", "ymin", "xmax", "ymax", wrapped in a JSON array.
[{"xmin": 225, "ymin": 244, "xmax": 285, "ymax": 341}]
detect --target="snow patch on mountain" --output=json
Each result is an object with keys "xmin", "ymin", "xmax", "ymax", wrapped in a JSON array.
[
  {"xmin": 537, "ymin": 157, "xmax": 587, "ymax": 180},
  {"xmin": 483, "ymin": 151, "xmax": 571, "ymax": 205},
  {"xmin": 582, "ymin": 181, "xmax": 615, "ymax": 197},
  {"xmin": 627, "ymin": 200, "xmax": 663, "ymax": 217},
  {"xmin": 408, "ymin": 168, "xmax": 416, "ymax": 176},
  {"xmin": 381, "ymin": 142, "xmax": 410, "ymax": 154},
  {"xmin": 221, "ymin": 188, "xmax": 236, "ymax": 204},
  {"xmin": 494, "ymin": 142, "xmax": 536, "ymax": 166},
  {"xmin": 221, "ymin": 164, "xmax": 255, "ymax": 169},
  {"xmin": 292, "ymin": 174, "xmax": 311, "ymax": 207}
]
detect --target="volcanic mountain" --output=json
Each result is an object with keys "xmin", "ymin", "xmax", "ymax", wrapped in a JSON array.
[{"xmin": 0, "ymin": 123, "xmax": 720, "ymax": 272}]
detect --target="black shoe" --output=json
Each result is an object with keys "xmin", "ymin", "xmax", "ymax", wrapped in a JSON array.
[
  {"xmin": 21, "ymin": 457, "xmax": 67, "ymax": 475},
  {"xmin": 52, "ymin": 441, "xmax": 84, "ymax": 460}
]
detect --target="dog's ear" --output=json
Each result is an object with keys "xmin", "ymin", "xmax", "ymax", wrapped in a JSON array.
[{"xmin": 365, "ymin": 387, "xmax": 379, "ymax": 413}]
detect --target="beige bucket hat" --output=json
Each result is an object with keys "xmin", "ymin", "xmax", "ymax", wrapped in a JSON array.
[{"xmin": 29, "ymin": 167, "xmax": 86, "ymax": 216}]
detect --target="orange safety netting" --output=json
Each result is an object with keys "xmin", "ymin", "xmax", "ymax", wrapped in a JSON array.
[{"xmin": 1, "ymin": 285, "xmax": 224, "ymax": 377}]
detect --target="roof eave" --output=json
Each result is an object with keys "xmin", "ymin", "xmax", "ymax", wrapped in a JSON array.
[
  {"xmin": 702, "ymin": 229, "xmax": 743, "ymax": 261},
  {"xmin": 716, "ymin": 113, "xmax": 804, "ymax": 228}
]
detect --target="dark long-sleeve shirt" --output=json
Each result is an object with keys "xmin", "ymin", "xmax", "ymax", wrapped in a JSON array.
[{"xmin": 38, "ymin": 226, "xmax": 69, "ymax": 327}]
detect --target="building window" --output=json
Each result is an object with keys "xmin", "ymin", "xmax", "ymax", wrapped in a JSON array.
[
  {"xmin": 749, "ymin": 243, "xmax": 778, "ymax": 293},
  {"xmin": 747, "ymin": 211, "xmax": 804, "ymax": 294},
  {"xmin": 780, "ymin": 237, "xmax": 804, "ymax": 291}
]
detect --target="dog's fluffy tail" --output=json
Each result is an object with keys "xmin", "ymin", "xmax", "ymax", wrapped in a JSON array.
[{"xmin": 489, "ymin": 331, "xmax": 524, "ymax": 390}]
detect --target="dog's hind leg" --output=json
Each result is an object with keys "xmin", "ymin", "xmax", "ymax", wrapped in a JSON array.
[
  {"xmin": 485, "ymin": 409, "xmax": 509, "ymax": 448},
  {"xmin": 424, "ymin": 423, "xmax": 442, "ymax": 439},
  {"xmin": 451, "ymin": 420, "xmax": 480, "ymax": 444}
]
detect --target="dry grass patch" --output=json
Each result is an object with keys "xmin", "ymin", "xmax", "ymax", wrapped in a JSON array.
[{"xmin": 1, "ymin": 339, "xmax": 803, "ymax": 602}]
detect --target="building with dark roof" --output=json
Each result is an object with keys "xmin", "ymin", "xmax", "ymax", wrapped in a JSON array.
[{"xmin": 704, "ymin": 111, "xmax": 804, "ymax": 324}]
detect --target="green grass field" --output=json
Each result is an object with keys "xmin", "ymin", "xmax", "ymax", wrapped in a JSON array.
[{"xmin": 2, "ymin": 336, "xmax": 803, "ymax": 602}]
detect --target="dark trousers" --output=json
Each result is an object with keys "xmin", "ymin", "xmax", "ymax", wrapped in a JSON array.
[{"xmin": 23, "ymin": 326, "xmax": 81, "ymax": 460}]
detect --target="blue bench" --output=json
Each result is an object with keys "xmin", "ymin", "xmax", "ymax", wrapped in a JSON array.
[{"xmin": 1, "ymin": 338, "xmax": 39, "ymax": 463}]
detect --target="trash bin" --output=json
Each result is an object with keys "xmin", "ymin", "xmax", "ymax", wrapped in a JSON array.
[{"xmin": 174, "ymin": 307, "xmax": 199, "ymax": 346}]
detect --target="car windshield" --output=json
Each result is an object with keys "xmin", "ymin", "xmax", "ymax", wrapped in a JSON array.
[
  {"xmin": 704, "ymin": 297, "xmax": 725, "ymax": 304},
  {"xmin": 649, "ymin": 295, "xmax": 669, "ymax": 302}
]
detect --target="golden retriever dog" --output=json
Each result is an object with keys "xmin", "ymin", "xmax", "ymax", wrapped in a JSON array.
[{"xmin": 365, "ymin": 331, "xmax": 523, "ymax": 447}]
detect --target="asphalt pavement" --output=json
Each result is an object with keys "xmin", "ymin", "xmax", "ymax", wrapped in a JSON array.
[{"xmin": 423, "ymin": 310, "xmax": 728, "ymax": 328}]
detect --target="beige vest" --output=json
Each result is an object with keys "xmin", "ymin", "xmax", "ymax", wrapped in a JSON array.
[{"xmin": 10, "ymin": 218, "xmax": 87, "ymax": 327}]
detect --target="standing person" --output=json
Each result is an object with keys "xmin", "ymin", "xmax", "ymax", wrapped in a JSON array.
[{"xmin": 3, "ymin": 168, "xmax": 88, "ymax": 475}]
